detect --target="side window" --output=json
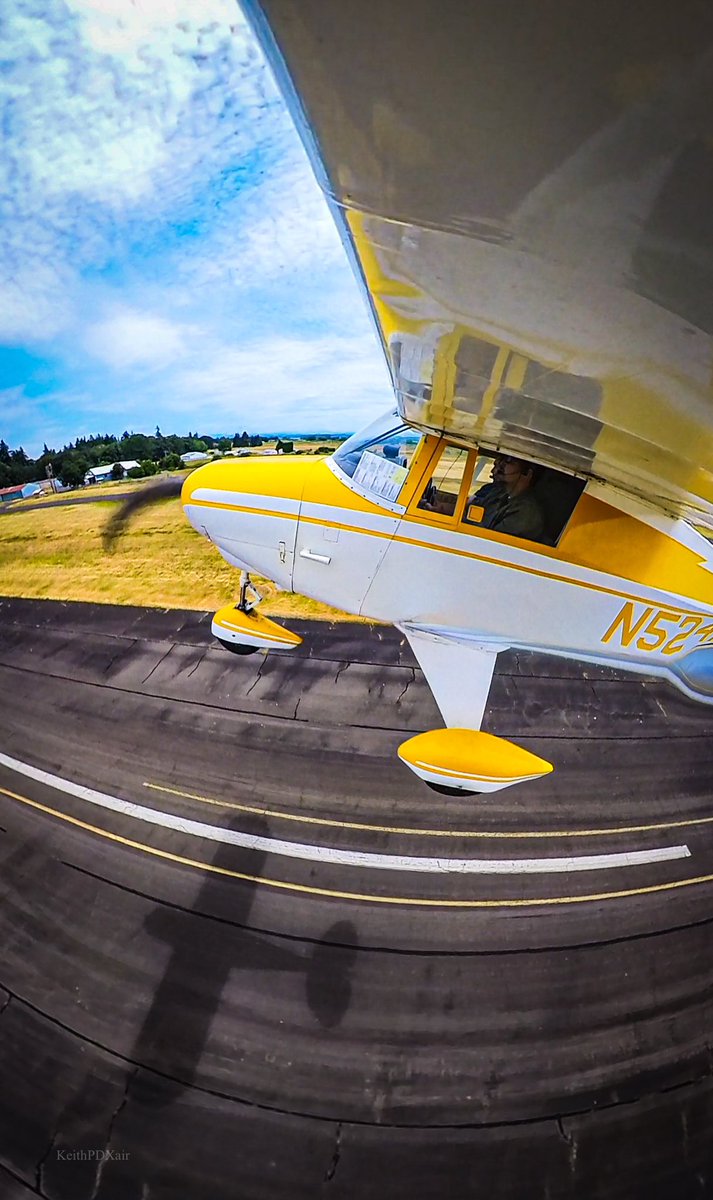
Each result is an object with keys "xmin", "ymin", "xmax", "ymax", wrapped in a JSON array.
[
  {"xmin": 417, "ymin": 446, "xmax": 470, "ymax": 518},
  {"xmin": 463, "ymin": 452, "xmax": 504, "ymax": 525},
  {"xmin": 461, "ymin": 452, "xmax": 585, "ymax": 547}
]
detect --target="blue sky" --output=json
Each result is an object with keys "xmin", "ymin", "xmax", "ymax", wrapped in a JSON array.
[{"xmin": 0, "ymin": 0, "xmax": 393, "ymax": 455}]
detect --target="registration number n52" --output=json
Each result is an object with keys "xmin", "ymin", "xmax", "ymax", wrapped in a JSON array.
[{"xmin": 601, "ymin": 601, "xmax": 713, "ymax": 657}]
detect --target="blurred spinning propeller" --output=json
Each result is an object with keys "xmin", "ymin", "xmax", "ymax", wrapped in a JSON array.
[{"xmin": 102, "ymin": 476, "xmax": 184, "ymax": 551}]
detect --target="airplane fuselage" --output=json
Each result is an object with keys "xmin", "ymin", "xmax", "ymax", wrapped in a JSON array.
[{"xmin": 182, "ymin": 426, "xmax": 713, "ymax": 709}]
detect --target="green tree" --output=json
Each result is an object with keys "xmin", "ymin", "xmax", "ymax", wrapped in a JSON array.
[
  {"xmin": 111, "ymin": 463, "xmax": 124, "ymax": 481},
  {"xmin": 121, "ymin": 433, "xmax": 152, "ymax": 460},
  {"xmin": 59, "ymin": 455, "xmax": 90, "ymax": 488},
  {"xmin": 127, "ymin": 466, "xmax": 145, "ymax": 479}
]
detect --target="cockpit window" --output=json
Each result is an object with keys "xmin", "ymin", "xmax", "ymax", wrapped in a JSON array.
[
  {"xmin": 417, "ymin": 446, "xmax": 470, "ymax": 518},
  {"xmin": 333, "ymin": 410, "xmax": 422, "ymax": 503},
  {"xmin": 463, "ymin": 451, "xmax": 585, "ymax": 545}
]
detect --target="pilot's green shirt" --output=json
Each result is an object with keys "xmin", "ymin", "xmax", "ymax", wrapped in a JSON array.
[
  {"xmin": 481, "ymin": 489, "xmax": 546, "ymax": 543},
  {"xmin": 471, "ymin": 481, "xmax": 505, "ymax": 523}
]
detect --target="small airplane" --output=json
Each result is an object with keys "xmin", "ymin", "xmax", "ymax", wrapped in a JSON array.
[
  {"xmin": 109, "ymin": 1, "xmax": 713, "ymax": 795},
  {"xmin": 108, "ymin": 399, "xmax": 713, "ymax": 798}
]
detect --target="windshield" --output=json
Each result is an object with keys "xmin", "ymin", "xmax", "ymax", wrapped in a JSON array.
[{"xmin": 333, "ymin": 410, "xmax": 422, "ymax": 504}]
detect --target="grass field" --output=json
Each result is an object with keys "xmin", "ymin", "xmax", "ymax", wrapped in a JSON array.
[{"xmin": 0, "ymin": 494, "xmax": 349, "ymax": 618}]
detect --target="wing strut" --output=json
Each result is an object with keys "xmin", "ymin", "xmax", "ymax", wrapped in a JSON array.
[
  {"xmin": 399, "ymin": 626, "xmax": 500, "ymax": 729},
  {"xmin": 398, "ymin": 625, "xmax": 552, "ymax": 795}
]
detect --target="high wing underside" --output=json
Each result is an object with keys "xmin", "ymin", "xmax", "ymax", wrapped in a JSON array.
[{"xmin": 244, "ymin": 0, "xmax": 713, "ymax": 528}]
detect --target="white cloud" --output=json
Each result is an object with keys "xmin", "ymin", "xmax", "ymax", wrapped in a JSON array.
[
  {"xmin": 84, "ymin": 306, "xmax": 198, "ymax": 367},
  {"xmin": 0, "ymin": 0, "xmax": 286, "ymax": 340},
  {"xmin": 0, "ymin": 259, "xmax": 78, "ymax": 341},
  {"xmin": 189, "ymin": 161, "xmax": 344, "ymax": 291},
  {"xmin": 14, "ymin": 1, "xmax": 274, "ymax": 210},
  {"xmin": 2, "ymin": 0, "xmax": 395, "ymax": 451},
  {"xmin": 7, "ymin": 324, "xmax": 394, "ymax": 454},
  {"xmin": 66, "ymin": 0, "xmax": 244, "ymax": 58},
  {"xmin": 0, "ymin": 386, "xmax": 28, "ymax": 426},
  {"xmin": 0, "ymin": 385, "xmax": 98, "ymax": 455},
  {"xmin": 167, "ymin": 331, "xmax": 393, "ymax": 429}
]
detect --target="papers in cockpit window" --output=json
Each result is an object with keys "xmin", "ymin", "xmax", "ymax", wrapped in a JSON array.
[{"xmin": 353, "ymin": 450, "xmax": 408, "ymax": 502}]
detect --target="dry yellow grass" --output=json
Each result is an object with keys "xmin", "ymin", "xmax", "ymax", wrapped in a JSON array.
[{"xmin": 0, "ymin": 497, "xmax": 351, "ymax": 618}]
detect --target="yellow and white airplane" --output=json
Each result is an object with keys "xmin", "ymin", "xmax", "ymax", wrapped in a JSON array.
[
  {"xmin": 116, "ymin": 2, "xmax": 713, "ymax": 795},
  {"xmin": 181, "ymin": 399, "xmax": 713, "ymax": 796}
]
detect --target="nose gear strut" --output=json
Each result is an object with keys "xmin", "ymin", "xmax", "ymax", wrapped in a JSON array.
[{"xmin": 211, "ymin": 572, "xmax": 303, "ymax": 655}]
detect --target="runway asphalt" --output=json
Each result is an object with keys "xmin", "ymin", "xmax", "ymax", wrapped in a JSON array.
[{"xmin": 0, "ymin": 596, "xmax": 711, "ymax": 1199}]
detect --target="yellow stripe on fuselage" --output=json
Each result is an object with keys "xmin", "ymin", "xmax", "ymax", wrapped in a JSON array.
[
  {"xmin": 185, "ymin": 493, "xmax": 713, "ymax": 619},
  {"xmin": 183, "ymin": 456, "xmax": 713, "ymax": 612}
]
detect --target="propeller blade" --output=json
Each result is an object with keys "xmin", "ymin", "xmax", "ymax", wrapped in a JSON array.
[{"xmin": 102, "ymin": 476, "xmax": 184, "ymax": 551}]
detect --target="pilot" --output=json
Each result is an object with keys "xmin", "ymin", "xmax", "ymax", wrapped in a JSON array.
[
  {"xmin": 480, "ymin": 457, "xmax": 546, "ymax": 542},
  {"xmin": 469, "ymin": 453, "xmax": 506, "ymax": 520}
]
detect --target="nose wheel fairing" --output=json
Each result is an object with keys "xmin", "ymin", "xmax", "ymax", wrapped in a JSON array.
[
  {"xmin": 212, "ymin": 601, "xmax": 303, "ymax": 653},
  {"xmin": 212, "ymin": 574, "xmax": 302, "ymax": 653}
]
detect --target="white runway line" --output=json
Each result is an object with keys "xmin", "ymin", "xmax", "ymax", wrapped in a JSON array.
[{"xmin": 0, "ymin": 752, "xmax": 692, "ymax": 876}]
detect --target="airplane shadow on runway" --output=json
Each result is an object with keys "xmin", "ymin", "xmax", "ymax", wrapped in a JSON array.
[
  {"xmin": 132, "ymin": 811, "xmax": 358, "ymax": 1104},
  {"xmin": 45, "ymin": 812, "xmax": 358, "ymax": 1198}
]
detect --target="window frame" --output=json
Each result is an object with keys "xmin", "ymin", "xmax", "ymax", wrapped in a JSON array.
[
  {"xmin": 407, "ymin": 441, "xmax": 588, "ymax": 552},
  {"xmin": 408, "ymin": 440, "xmax": 476, "ymax": 528}
]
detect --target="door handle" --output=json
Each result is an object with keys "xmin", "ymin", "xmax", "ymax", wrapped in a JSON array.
[{"xmin": 299, "ymin": 548, "xmax": 331, "ymax": 564}]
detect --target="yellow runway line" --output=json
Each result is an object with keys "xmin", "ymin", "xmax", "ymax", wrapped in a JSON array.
[
  {"xmin": 145, "ymin": 781, "xmax": 713, "ymax": 841},
  {"xmin": 1, "ymin": 782, "xmax": 712, "ymax": 909}
]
